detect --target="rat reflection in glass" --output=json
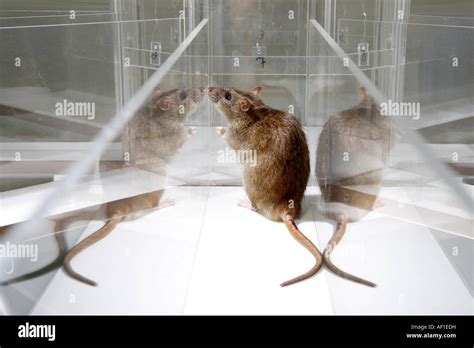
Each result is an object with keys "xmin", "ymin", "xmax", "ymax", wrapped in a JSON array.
[{"xmin": 0, "ymin": 87, "xmax": 204, "ymax": 287}]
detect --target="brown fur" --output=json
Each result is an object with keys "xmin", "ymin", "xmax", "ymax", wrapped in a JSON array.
[
  {"xmin": 61, "ymin": 87, "xmax": 204, "ymax": 286},
  {"xmin": 316, "ymin": 86, "xmax": 400, "ymax": 287},
  {"xmin": 1, "ymin": 88, "xmax": 204, "ymax": 287},
  {"xmin": 209, "ymin": 86, "xmax": 323, "ymax": 287},
  {"xmin": 129, "ymin": 87, "xmax": 202, "ymax": 172}
]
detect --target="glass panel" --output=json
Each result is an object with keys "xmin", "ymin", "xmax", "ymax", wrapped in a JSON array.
[
  {"xmin": 0, "ymin": 1, "xmax": 209, "ymax": 314},
  {"xmin": 309, "ymin": 8, "xmax": 473, "ymax": 314},
  {"xmin": 0, "ymin": 0, "xmax": 472, "ymax": 316}
]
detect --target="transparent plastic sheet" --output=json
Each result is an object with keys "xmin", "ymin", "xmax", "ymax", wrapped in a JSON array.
[
  {"xmin": 203, "ymin": 0, "xmax": 311, "ymax": 184},
  {"xmin": 0, "ymin": 0, "xmax": 472, "ymax": 316},
  {"xmin": 0, "ymin": 14, "xmax": 209, "ymax": 314},
  {"xmin": 309, "ymin": 18, "xmax": 473, "ymax": 314}
]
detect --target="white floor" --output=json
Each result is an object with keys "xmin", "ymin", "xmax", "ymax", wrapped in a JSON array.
[
  {"xmin": 23, "ymin": 185, "xmax": 472, "ymax": 315},
  {"xmin": 183, "ymin": 187, "xmax": 333, "ymax": 315}
]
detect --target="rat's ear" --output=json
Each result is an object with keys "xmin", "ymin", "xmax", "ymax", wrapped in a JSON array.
[
  {"xmin": 358, "ymin": 86, "xmax": 374, "ymax": 108},
  {"xmin": 252, "ymin": 86, "xmax": 263, "ymax": 96},
  {"xmin": 154, "ymin": 86, "xmax": 161, "ymax": 95},
  {"xmin": 158, "ymin": 97, "xmax": 171, "ymax": 111},
  {"xmin": 239, "ymin": 98, "xmax": 250, "ymax": 112},
  {"xmin": 358, "ymin": 86, "xmax": 368, "ymax": 97}
]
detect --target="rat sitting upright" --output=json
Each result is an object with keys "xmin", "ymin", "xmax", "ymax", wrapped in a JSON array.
[
  {"xmin": 0, "ymin": 87, "xmax": 204, "ymax": 287},
  {"xmin": 316, "ymin": 86, "xmax": 400, "ymax": 287},
  {"xmin": 208, "ymin": 86, "xmax": 323, "ymax": 287}
]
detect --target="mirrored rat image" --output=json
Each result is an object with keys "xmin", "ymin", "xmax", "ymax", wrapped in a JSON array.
[
  {"xmin": 0, "ymin": 87, "xmax": 205, "ymax": 287},
  {"xmin": 316, "ymin": 86, "xmax": 400, "ymax": 287}
]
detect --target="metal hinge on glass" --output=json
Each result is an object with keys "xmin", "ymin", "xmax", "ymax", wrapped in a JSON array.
[
  {"xmin": 252, "ymin": 42, "xmax": 267, "ymax": 56},
  {"xmin": 357, "ymin": 43, "xmax": 369, "ymax": 67},
  {"xmin": 338, "ymin": 27, "xmax": 348, "ymax": 44},
  {"xmin": 253, "ymin": 43, "xmax": 267, "ymax": 69},
  {"xmin": 150, "ymin": 42, "xmax": 162, "ymax": 66},
  {"xmin": 252, "ymin": 29, "xmax": 266, "ymax": 56}
]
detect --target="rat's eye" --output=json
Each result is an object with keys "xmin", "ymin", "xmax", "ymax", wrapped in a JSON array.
[
  {"xmin": 224, "ymin": 91, "xmax": 232, "ymax": 101},
  {"xmin": 179, "ymin": 91, "xmax": 187, "ymax": 100}
]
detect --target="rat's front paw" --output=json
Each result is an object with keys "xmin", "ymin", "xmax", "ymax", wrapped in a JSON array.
[
  {"xmin": 216, "ymin": 127, "xmax": 226, "ymax": 138},
  {"xmin": 187, "ymin": 127, "xmax": 197, "ymax": 136},
  {"xmin": 186, "ymin": 127, "xmax": 197, "ymax": 141}
]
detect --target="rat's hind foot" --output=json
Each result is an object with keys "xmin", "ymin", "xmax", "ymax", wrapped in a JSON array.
[
  {"xmin": 237, "ymin": 198, "xmax": 256, "ymax": 211},
  {"xmin": 372, "ymin": 199, "xmax": 384, "ymax": 210},
  {"xmin": 158, "ymin": 198, "xmax": 176, "ymax": 210}
]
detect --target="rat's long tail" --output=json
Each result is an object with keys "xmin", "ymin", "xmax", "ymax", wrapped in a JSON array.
[
  {"xmin": 280, "ymin": 214, "xmax": 324, "ymax": 287},
  {"xmin": 323, "ymin": 215, "xmax": 376, "ymax": 287},
  {"xmin": 0, "ymin": 221, "xmax": 68, "ymax": 286},
  {"xmin": 64, "ymin": 215, "xmax": 120, "ymax": 287}
]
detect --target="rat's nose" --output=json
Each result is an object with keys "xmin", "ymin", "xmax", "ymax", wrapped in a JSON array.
[
  {"xmin": 207, "ymin": 87, "xmax": 219, "ymax": 103},
  {"xmin": 198, "ymin": 87, "xmax": 205, "ymax": 95}
]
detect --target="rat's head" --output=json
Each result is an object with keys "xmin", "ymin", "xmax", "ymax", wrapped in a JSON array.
[
  {"xmin": 151, "ymin": 87, "xmax": 205, "ymax": 120},
  {"xmin": 208, "ymin": 86, "xmax": 264, "ymax": 123}
]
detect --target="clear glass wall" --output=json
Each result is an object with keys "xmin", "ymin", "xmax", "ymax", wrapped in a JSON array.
[{"xmin": 0, "ymin": 0, "xmax": 472, "ymax": 315}]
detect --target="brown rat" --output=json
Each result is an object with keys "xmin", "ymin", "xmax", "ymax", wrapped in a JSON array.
[
  {"xmin": 316, "ymin": 86, "xmax": 400, "ymax": 287},
  {"xmin": 128, "ymin": 87, "xmax": 202, "ymax": 174},
  {"xmin": 208, "ymin": 86, "xmax": 323, "ymax": 287},
  {"xmin": 62, "ymin": 86, "xmax": 204, "ymax": 286},
  {"xmin": 1, "ymin": 87, "xmax": 204, "ymax": 287}
]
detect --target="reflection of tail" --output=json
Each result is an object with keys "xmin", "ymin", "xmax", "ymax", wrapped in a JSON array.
[
  {"xmin": 323, "ymin": 216, "xmax": 376, "ymax": 287},
  {"xmin": 0, "ymin": 221, "xmax": 67, "ymax": 286},
  {"xmin": 63, "ymin": 216, "xmax": 120, "ymax": 287},
  {"xmin": 280, "ymin": 214, "xmax": 323, "ymax": 287}
]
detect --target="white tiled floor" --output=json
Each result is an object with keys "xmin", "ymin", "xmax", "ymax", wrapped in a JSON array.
[
  {"xmin": 31, "ymin": 187, "xmax": 209, "ymax": 315},
  {"xmin": 183, "ymin": 187, "xmax": 333, "ymax": 315},
  {"xmin": 314, "ymin": 209, "xmax": 472, "ymax": 314},
  {"xmin": 26, "ymin": 185, "xmax": 472, "ymax": 315}
]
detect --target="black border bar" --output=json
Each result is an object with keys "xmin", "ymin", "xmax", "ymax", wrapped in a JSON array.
[{"xmin": 0, "ymin": 315, "xmax": 472, "ymax": 346}]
